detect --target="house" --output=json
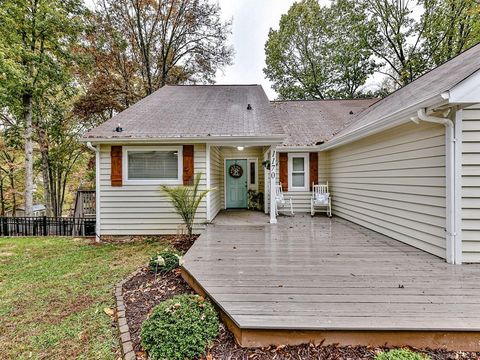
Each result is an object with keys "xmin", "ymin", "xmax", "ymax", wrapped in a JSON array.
[
  {"xmin": 6, "ymin": 204, "xmax": 47, "ymax": 217},
  {"xmin": 83, "ymin": 43, "xmax": 480, "ymax": 265}
]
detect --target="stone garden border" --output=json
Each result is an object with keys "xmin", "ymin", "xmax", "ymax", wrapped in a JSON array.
[{"xmin": 115, "ymin": 267, "xmax": 144, "ymax": 360}]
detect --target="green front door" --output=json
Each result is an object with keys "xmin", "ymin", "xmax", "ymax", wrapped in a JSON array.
[{"xmin": 226, "ymin": 159, "xmax": 248, "ymax": 208}]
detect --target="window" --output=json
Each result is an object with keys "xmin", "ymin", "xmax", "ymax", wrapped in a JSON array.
[
  {"xmin": 124, "ymin": 146, "xmax": 182, "ymax": 184},
  {"xmin": 288, "ymin": 153, "xmax": 309, "ymax": 191},
  {"xmin": 248, "ymin": 159, "xmax": 258, "ymax": 190}
]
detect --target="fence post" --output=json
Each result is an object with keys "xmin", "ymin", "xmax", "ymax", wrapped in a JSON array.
[{"xmin": 42, "ymin": 216, "xmax": 47, "ymax": 236}]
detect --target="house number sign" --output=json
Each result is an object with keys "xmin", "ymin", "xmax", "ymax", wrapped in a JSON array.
[{"xmin": 229, "ymin": 164, "xmax": 243, "ymax": 178}]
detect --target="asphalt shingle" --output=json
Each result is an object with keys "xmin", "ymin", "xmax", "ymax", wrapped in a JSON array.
[
  {"xmin": 83, "ymin": 85, "xmax": 284, "ymax": 140},
  {"xmin": 334, "ymin": 43, "xmax": 480, "ymax": 139},
  {"xmin": 272, "ymin": 99, "xmax": 378, "ymax": 147}
]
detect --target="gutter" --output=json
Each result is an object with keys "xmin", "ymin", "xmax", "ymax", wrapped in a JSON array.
[
  {"xmin": 413, "ymin": 109, "xmax": 461, "ymax": 264},
  {"xmin": 317, "ymin": 95, "xmax": 448, "ymax": 151},
  {"xmin": 81, "ymin": 135, "xmax": 286, "ymax": 146},
  {"xmin": 86, "ymin": 142, "xmax": 101, "ymax": 243}
]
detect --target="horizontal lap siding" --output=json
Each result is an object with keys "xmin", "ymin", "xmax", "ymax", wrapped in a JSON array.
[
  {"xmin": 327, "ymin": 122, "xmax": 447, "ymax": 259},
  {"xmin": 462, "ymin": 105, "xmax": 480, "ymax": 263},
  {"xmin": 99, "ymin": 144, "xmax": 207, "ymax": 235},
  {"xmin": 209, "ymin": 146, "xmax": 222, "ymax": 220},
  {"xmin": 318, "ymin": 151, "xmax": 329, "ymax": 183}
]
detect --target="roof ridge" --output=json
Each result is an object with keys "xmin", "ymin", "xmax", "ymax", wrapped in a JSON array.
[
  {"xmin": 271, "ymin": 98, "xmax": 378, "ymax": 103},
  {"xmin": 166, "ymin": 84, "xmax": 261, "ymax": 87}
]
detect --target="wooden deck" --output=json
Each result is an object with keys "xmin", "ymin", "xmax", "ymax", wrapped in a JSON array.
[{"xmin": 182, "ymin": 213, "xmax": 480, "ymax": 350}]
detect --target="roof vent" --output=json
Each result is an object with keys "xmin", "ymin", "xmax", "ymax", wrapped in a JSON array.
[
  {"xmin": 349, "ymin": 110, "xmax": 354, "ymax": 115},
  {"xmin": 247, "ymin": 104, "xmax": 253, "ymax": 110},
  {"xmin": 115, "ymin": 123, "xmax": 123, "ymax": 132}
]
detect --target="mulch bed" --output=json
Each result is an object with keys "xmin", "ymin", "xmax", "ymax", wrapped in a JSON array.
[{"xmin": 122, "ymin": 236, "xmax": 480, "ymax": 360}]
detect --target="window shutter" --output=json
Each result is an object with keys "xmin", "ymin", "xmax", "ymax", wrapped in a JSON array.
[
  {"xmin": 309, "ymin": 152, "xmax": 318, "ymax": 190},
  {"xmin": 279, "ymin": 152, "xmax": 288, "ymax": 191},
  {"xmin": 183, "ymin": 145, "xmax": 194, "ymax": 185},
  {"xmin": 111, "ymin": 146, "xmax": 122, "ymax": 186}
]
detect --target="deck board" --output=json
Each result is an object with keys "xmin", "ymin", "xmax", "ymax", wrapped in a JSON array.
[{"xmin": 182, "ymin": 214, "xmax": 480, "ymax": 334}]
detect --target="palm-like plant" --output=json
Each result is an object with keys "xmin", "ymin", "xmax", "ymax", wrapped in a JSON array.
[{"xmin": 160, "ymin": 172, "xmax": 211, "ymax": 238}]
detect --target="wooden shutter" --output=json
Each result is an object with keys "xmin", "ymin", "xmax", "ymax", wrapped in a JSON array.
[
  {"xmin": 279, "ymin": 152, "xmax": 288, "ymax": 191},
  {"xmin": 309, "ymin": 152, "xmax": 318, "ymax": 190},
  {"xmin": 183, "ymin": 145, "xmax": 194, "ymax": 185},
  {"xmin": 111, "ymin": 146, "xmax": 122, "ymax": 186}
]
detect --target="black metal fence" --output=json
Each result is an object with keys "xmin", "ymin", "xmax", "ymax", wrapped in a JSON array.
[{"xmin": 0, "ymin": 216, "xmax": 96, "ymax": 237}]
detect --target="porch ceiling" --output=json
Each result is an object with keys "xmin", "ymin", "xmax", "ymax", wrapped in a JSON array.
[{"xmin": 182, "ymin": 215, "xmax": 480, "ymax": 348}]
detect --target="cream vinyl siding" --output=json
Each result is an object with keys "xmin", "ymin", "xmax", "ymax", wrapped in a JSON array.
[
  {"xmin": 327, "ymin": 122, "xmax": 447, "ymax": 259},
  {"xmin": 462, "ymin": 105, "xmax": 480, "ymax": 262},
  {"xmin": 318, "ymin": 151, "xmax": 329, "ymax": 183},
  {"xmin": 99, "ymin": 144, "xmax": 207, "ymax": 235},
  {"xmin": 219, "ymin": 146, "xmax": 266, "ymax": 208},
  {"xmin": 209, "ymin": 146, "xmax": 222, "ymax": 220}
]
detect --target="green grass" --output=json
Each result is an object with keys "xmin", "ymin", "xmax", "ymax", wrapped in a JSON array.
[{"xmin": 0, "ymin": 236, "xmax": 168, "ymax": 359}]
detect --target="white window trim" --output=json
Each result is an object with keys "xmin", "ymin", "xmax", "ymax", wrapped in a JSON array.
[
  {"xmin": 288, "ymin": 153, "xmax": 309, "ymax": 192},
  {"xmin": 248, "ymin": 159, "xmax": 258, "ymax": 191},
  {"xmin": 122, "ymin": 145, "xmax": 183, "ymax": 185}
]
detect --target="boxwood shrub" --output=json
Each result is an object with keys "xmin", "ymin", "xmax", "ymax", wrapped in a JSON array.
[
  {"xmin": 149, "ymin": 250, "xmax": 181, "ymax": 274},
  {"xmin": 375, "ymin": 348, "xmax": 430, "ymax": 360},
  {"xmin": 141, "ymin": 294, "xmax": 219, "ymax": 360}
]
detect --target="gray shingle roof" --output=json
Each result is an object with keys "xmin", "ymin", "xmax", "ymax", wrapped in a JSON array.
[
  {"xmin": 272, "ymin": 99, "xmax": 378, "ymax": 146},
  {"xmin": 84, "ymin": 85, "xmax": 285, "ymax": 140},
  {"xmin": 333, "ymin": 43, "xmax": 480, "ymax": 140}
]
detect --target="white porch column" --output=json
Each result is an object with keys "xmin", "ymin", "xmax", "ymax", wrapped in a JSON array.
[
  {"xmin": 206, "ymin": 143, "xmax": 211, "ymax": 222},
  {"xmin": 269, "ymin": 146, "xmax": 277, "ymax": 224}
]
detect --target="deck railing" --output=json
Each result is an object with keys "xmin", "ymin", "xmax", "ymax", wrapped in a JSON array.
[{"xmin": 0, "ymin": 216, "xmax": 96, "ymax": 237}]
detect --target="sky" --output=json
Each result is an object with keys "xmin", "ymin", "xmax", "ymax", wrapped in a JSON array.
[{"xmin": 214, "ymin": 0, "xmax": 330, "ymax": 99}]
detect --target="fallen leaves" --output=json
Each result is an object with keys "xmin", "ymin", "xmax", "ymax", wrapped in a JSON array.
[{"xmin": 103, "ymin": 307, "xmax": 115, "ymax": 317}]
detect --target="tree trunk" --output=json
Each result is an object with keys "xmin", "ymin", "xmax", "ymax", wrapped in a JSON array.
[
  {"xmin": 0, "ymin": 177, "xmax": 5, "ymax": 217},
  {"xmin": 40, "ymin": 149, "xmax": 53, "ymax": 217},
  {"xmin": 23, "ymin": 93, "xmax": 34, "ymax": 216},
  {"xmin": 9, "ymin": 172, "xmax": 16, "ymax": 217}
]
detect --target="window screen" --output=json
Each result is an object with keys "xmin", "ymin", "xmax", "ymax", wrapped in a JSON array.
[
  {"xmin": 128, "ymin": 151, "xmax": 179, "ymax": 180},
  {"xmin": 291, "ymin": 157, "xmax": 305, "ymax": 187}
]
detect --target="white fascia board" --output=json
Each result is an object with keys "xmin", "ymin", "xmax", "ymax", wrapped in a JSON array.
[
  {"xmin": 448, "ymin": 70, "xmax": 480, "ymax": 104},
  {"xmin": 277, "ymin": 146, "xmax": 319, "ymax": 152},
  {"xmin": 317, "ymin": 95, "xmax": 448, "ymax": 151},
  {"xmin": 82, "ymin": 135, "xmax": 285, "ymax": 146}
]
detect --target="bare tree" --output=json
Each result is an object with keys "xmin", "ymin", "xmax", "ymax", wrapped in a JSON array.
[{"xmin": 92, "ymin": 0, "xmax": 234, "ymax": 98}]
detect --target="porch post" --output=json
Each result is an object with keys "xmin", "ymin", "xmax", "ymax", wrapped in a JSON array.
[
  {"xmin": 206, "ymin": 143, "xmax": 211, "ymax": 222},
  {"xmin": 263, "ymin": 149, "xmax": 269, "ymax": 214},
  {"xmin": 269, "ymin": 146, "xmax": 277, "ymax": 224}
]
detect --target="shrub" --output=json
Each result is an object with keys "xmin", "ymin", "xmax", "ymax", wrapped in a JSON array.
[
  {"xmin": 149, "ymin": 250, "xmax": 181, "ymax": 274},
  {"xmin": 161, "ymin": 172, "xmax": 212, "ymax": 237},
  {"xmin": 141, "ymin": 294, "xmax": 219, "ymax": 360},
  {"xmin": 375, "ymin": 349, "xmax": 430, "ymax": 360}
]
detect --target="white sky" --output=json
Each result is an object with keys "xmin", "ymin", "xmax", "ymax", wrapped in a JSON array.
[{"xmin": 215, "ymin": 0, "xmax": 330, "ymax": 99}]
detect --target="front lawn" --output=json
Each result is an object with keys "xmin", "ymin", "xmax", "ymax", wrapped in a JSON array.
[{"xmin": 0, "ymin": 236, "xmax": 167, "ymax": 359}]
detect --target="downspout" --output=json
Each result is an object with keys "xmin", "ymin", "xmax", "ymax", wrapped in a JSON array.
[
  {"xmin": 86, "ymin": 142, "xmax": 101, "ymax": 243},
  {"xmin": 415, "ymin": 108, "xmax": 459, "ymax": 264}
]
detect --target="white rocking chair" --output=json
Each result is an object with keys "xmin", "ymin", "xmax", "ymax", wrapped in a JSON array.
[
  {"xmin": 275, "ymin": 184, "xmax": 294, "ymax": 216},
  {"xmin": 311, "ymin": 182, "xmax": 332, "ymax": 217}
]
